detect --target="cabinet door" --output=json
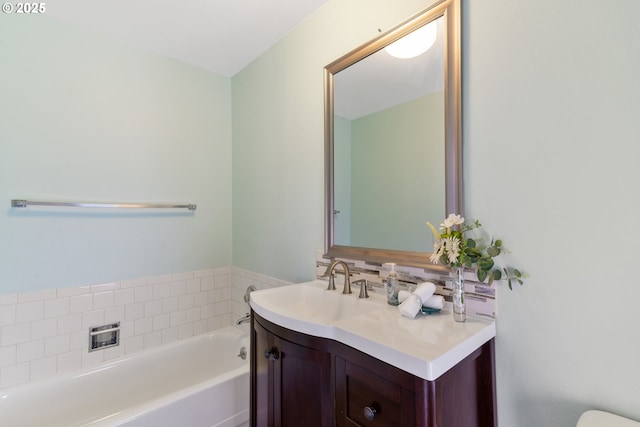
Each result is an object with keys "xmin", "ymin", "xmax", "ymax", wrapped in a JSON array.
[
  {"xmin": 252, "ymin": 317, "xmax": 332, "ymax": 427},
  {"xmin": 273, "ymin": 335, "xmax": 333, "ymax": 427}
]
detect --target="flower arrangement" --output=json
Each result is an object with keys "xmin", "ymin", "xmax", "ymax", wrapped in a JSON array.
[{"xmin": 427, "ymin": 214, "xmax": 526, "ymax": 289}]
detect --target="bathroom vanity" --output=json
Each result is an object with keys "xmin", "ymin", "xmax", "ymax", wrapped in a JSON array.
[{"xmin": 249, "ymin": 280, "xmax": 496, "ymax": 427}]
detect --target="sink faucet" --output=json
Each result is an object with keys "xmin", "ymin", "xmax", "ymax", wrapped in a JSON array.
[
  {"xmin": 322, "ymin": 260, "xmax": 352, "ymax": 294},
  {"xmin": 236, "ymin": 313, "xmax": 251, "ymax": 325}
]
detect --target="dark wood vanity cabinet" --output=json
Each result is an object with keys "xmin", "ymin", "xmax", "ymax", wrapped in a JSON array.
[{"xmin": 251, "ymin": 312, "xmax": 496, "ymax": 427}]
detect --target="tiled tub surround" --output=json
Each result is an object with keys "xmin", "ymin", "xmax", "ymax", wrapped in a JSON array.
[{"xmin": 0, "ymin": 267, "xmax": 287, "ymax": 390}]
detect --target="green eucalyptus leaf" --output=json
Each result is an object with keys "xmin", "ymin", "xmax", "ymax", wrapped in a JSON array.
[
  {"xmin": 508, "ymin": 279, "xmax": 513, "ymax": 290},
  {"xmin": 480, "ymin": 259, "xmax": 495, "ymax": 270},
  {"xmin": 466, "ymin": 238, "xmax": 476, "ymax": 248},
  {"xmin": 491, "ymin": 269, "xmax": 502, "ymax": 280},
  {"xmin": 515, "ymin": 269, "xmax": 522, "ymax": 277},
  {"xmin": 477, "ymin": 269, "xmax": 487, "ymax": 282},
  {"xmin": 495, "ymin": 240, "xmax": 502, "ymax": 247},
  {"xmin": 487, "ymin": 247, "xmax": 500, "ymax": 257}
]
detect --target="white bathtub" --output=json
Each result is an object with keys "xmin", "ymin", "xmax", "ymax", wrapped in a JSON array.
[{"xmin": 0, "ymin": 326, "xmax": 250, "ymax": 427}]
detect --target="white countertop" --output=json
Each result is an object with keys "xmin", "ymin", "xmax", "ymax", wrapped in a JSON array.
[{"xmin": 250, "ymin": 280, "xmax": 496, "ymax": 381}]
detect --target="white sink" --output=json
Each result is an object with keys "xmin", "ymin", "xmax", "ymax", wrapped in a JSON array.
[
  {"xmin": 249, "ymin": 280, "xmax": 380, "ymax": 336},
  {"xmin": 249, "ymin": 279, "xmax": 496, "ymax": 381}
]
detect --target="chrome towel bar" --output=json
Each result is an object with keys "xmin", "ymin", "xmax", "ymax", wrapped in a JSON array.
[{"xmin": 11, "ymin": 199, "xmax": 197, "ymax": 211}]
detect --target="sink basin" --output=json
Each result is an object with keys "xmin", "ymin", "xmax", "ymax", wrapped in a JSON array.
[{"xmin": 249, "ymin": 280, "xmax": 380, "ymax": 336}]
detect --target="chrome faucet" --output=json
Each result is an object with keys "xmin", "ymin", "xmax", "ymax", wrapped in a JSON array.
[
  {"xmin": 322, "ymin": 260, "xmax": 352, "ymax": 294},
  {"xmin": 236, "ymin": 312, "xmax": 251, "ymax": 325}
]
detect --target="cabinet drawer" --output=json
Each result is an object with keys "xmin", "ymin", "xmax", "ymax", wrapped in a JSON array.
[{"xmin": 336, "ymin": 357, "xmax": 415, "ymax": 427}]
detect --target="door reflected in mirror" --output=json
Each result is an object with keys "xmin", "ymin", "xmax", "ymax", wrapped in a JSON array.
[{"xmin": 324, "ymin": 0, "xmax": 461, "ymax": 268}]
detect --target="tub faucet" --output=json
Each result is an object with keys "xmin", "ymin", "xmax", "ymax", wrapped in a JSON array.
[
  {"xmin": 236, "ymin": 313, "xmax": 251, "ymax": 325},
  {"xmin": 322, "ymin": 260, "xmax": 352, "ymax": 294}
]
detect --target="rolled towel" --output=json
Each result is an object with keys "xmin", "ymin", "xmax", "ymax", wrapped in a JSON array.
[
  {"xmin": 422, "ymin": 295, "xmax": 444, "ymax": 310},
  {"xmin": 413, "ymin": 282, "xmax": 436, "ymax": 304},
  {"xmin": 398, "ymin": 294, "xmax": 422, "ymax": 319},
  {"xmin": 398, "ymin": 290, "xmax": 411, "ymax": 304}
]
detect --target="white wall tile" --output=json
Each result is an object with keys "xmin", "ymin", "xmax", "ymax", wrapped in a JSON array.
[
  {"xmin": 31, "ymin": 318, "xmax": 58, "ymax": 340},
  {"xmin": 45, "ymin": 335, "xmax": 70, "ymax": 357},
  {"xmin": 186, "ymin": 278, "xmax": 201, "ymax": 294},
  {"xmin": 134, "ymin": 317, "xmax": 153, "ymax": 335},
  {"xmin": 57, "ymin": 349, "xmax": 82, "ymax": 373},
  {"xmin": 0, "ymin": 294, "xmax": 17, "ymax": 306},
  {"xmin": 90, "ymin": 282, "xmax": 120, "ymax": 293},
  {"xmin": 0, "ymin": 305, "xmax": 16, "ymax": 326},
  {"xmin": 134, "ymin": 285, "xmax": 153, "ymax": 303},
  {"xmin": 143, "ymin": 331, "xmax": 162, "ymax": 349},
  {"xmin": 1, "ymin": 323, "xmax": 30, "ymax": 346},
  {"xmin": 69, "ymin": 294, "xmax": 93, "ymax": 314},
  {"xmin": 125, "ymin": 303, "xmax": 144, "ymax": 321},
  {"xmin": 0, "ymin": 345, "xmax": 16, "ymax": 368},
  {"xmin": 104, "ymin": 307, "xmax": 125, "ymax": 324},
  {"xmin": 170, "ymin": 281, "xmax": 186, "ymax": 297},
  {"xmin": 16, "ymin": 301, "xmax": 44, "ymax": 323},
  {"xmin": 1, "ymin": 362, "xmax": 29, "ymax": 388},
  {"xmin": 82, "ymin": 310, "xmax": 105, "ymax": 330},
  {"xmin": 177, "ymin": 323, "xmax": 193, "ymax": 340},
  {"xmin": 93, "ymin": 291, "xmax": 114, "ymax": 310},
  {"xmin": 58, "ymin": 286, "xmax": 90, "ymax": 298},
  {"xmin": 114, "ymin": 288, "xmax": 135, "ymax": 306},
  {"xmin": 144, "ymin": 300, "xmax": 162, "ymax": 317},
  {"xmin": 44, "ymin": 297, "xmax": 70, "ymax": 318},
  {"xmin": 18, "ymin": 289, "xmax": 56, "ymax": 303},
  {"xmin": 161, "ymin": 327, "xmax": 178, "ymax": 344},
  {"xmin": 17, "ymin": 340, "xmax": 44, "ymax": 363},
  {"xmin": 152, "ymin": 313, "xmax": 170, "ymax": 331},
  {"xmin": 29, "ymin": 356, "xmax": 57, "ymax": 381},
  {"xmin": 58, "ymin": 314, "xmax": 82, "ymax": 334},
  {"xmin": 123, "ymin": 335, "xmax": 143, "ymax": 355}
]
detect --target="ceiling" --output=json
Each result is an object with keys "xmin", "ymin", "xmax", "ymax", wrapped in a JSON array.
[{"xmin": 46, "ymin": 0, "xmax": 328, "ymax": 77}]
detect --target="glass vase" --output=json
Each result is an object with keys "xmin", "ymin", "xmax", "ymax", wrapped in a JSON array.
[{"xmin": 451, "ymin": 266, "xmax": 466, "ymax": 322}]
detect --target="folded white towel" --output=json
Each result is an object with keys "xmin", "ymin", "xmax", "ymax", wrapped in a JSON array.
[
  {"xmin": 398, "ymin": 290, "xmax": 411, "ymax": 304},
  {"xmin": 422, "ymin": 295, "xmax": 444, "ymax": 310},
  {"xmin": 413, "ymin": 282, "xmax": 436, "ymax": 304},
  {"xmin": 398, "ymin": 294, "xmax": 422, "ymax": 319}
]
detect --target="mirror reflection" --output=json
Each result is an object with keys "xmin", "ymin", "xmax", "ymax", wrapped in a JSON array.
[
  {"xmin": 333, "ymin": 16, "xmax": 445, "ymax": 252},
  {"xmin": 324, "ymin": 0, "xmax": 461, "ymax": 268}
]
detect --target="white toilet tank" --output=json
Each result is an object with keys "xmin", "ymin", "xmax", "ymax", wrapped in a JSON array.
[{"xmin": 578, "ymin": 410, "xmax": 640, "ymax": 427}]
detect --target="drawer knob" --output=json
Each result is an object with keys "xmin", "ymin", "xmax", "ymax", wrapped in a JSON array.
[
  {"xmin": 264, "ymin": 347, "xmax": 280, "ymax": 362},
  {"xmin": 363, "ymin": 405, "xmax": 377, "ymax": 420}
]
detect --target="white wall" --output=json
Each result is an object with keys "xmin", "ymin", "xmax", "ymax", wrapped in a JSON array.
[
  {"xmin": 232, "ymin": 0, "xmax": 640, "ymax": 425},
  {"xmin": 0, "ymin": 15, "xmax": 232, "ymax": 293}
]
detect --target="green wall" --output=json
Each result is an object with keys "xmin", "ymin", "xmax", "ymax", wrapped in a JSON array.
[
  {"xmin": 349, "ymin": 92, "xmax": 444, "ymax": 251},
  {"xmin": 0, "ymin": 15, "xmax": 232, "ymax": 292}
]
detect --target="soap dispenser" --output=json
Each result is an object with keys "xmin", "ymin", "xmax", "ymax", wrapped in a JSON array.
[{"xmin": 385, "ymin": 263, "xmax": 399, "ymax": 306}]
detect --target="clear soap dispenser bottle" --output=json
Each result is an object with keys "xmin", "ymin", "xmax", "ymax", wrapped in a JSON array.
[{"xmin": 386, "ymin": 263, "xmax": 399, "ymax": 306}]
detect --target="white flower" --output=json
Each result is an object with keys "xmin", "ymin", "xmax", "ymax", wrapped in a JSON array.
[
  {"xmin": 444, "ymin": 236, "xmax": 461, "ymax": 264},
  {"xmin": 430, "ymin": 240, "xmax": 444, "ymax": 264},
  {"xmin": 441, "ymin": 214, "xmax": 464, "ymax": 229}
]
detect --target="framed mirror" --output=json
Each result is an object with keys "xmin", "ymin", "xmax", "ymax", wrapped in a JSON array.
[{"xmin": 324, "ymin": 0, "xmax": 461, "ymax": 269}]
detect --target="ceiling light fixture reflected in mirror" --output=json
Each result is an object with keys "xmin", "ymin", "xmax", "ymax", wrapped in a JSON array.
[{"xmin": 385, "ymin": 21, "xmax": 437, "ymax": 59}]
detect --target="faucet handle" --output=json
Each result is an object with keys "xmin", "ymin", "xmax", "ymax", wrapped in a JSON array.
[{"xmin": 354, "ymin": 279, "xmax": 369, "ymax": 298}]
